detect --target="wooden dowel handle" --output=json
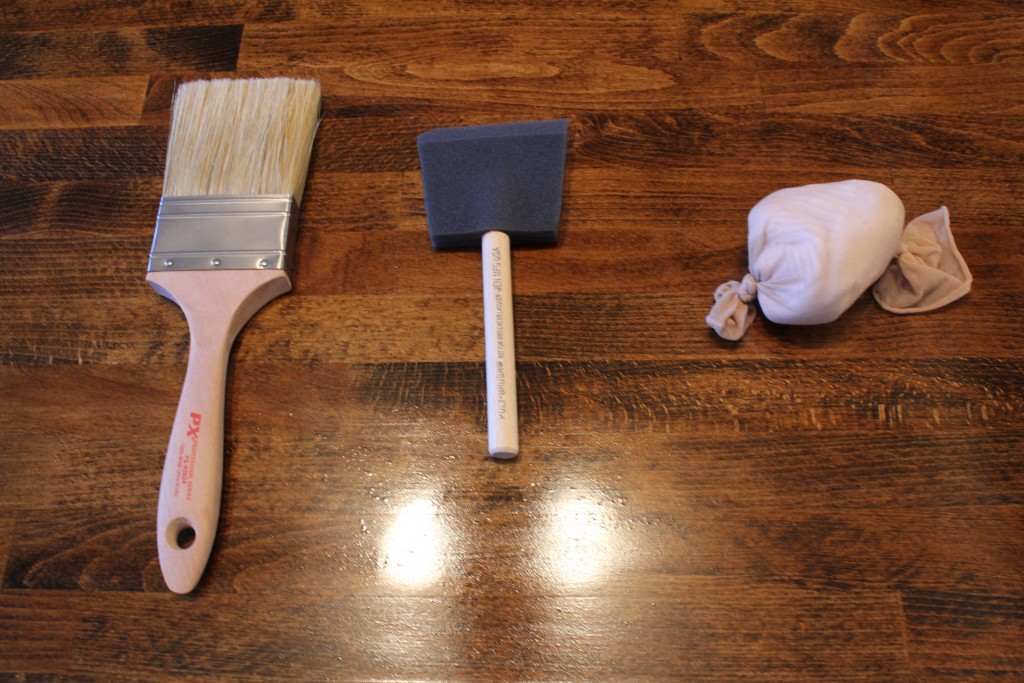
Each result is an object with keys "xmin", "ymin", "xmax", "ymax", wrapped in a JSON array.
[{"xmin": 482, "ymin": 231, "xmax": 519, "ymax": 459}]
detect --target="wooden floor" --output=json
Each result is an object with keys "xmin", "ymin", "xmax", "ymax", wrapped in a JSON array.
[{"xmin": 2, "ymin": 1, "xmax": 1023, "ymax": 680}]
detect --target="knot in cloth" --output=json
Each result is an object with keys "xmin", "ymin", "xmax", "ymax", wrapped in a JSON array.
[{"xmin": 706, "ymin": 274, "xmax": 758, "ymax": 341}]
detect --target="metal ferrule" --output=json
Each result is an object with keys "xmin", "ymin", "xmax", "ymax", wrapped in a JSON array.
[{"xmin": 148, "ymin": 195, "xmax": 299, "ymax": 274}]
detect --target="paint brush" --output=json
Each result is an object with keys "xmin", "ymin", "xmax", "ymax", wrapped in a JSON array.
[
  {"xmin": 147, "ymin": 77, "xmax": 320, "ymax": 593},
  {"xmin": 417, "ymin": 119, "xmax": 569, "ymax": 459}
]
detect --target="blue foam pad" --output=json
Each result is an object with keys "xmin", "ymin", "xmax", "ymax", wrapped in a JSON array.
[{"xmin": 417, "ymin": 119, "xmax": 569, "ymax": 249}]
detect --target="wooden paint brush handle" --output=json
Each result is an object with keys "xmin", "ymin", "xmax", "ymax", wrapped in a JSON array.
[
  {"xmin": 146, "ymin": 269, "xmax": 292, "ymax": 593},
  {"xmin": 482, "ymin": 231, "xmax": 519, "ymax": 459}
]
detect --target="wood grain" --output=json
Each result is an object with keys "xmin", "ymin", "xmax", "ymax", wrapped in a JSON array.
[
  {"xmin": 0, "ymin": 593, "xmax": 75, "ymax": 675},
  {"xmin": 0, "ymin": 77, "xmax": 149, "ymax": 130},
  {"xmin": 1, "ymin": 2, "xmax": 1022, "ymax": 681},
  {"xmin": 0, "ymin": 25, "xmax": 243, "ymax": 80},
  {"xmin": 0, "ymin": 587, "xmax": 909, "ymax": 681},
  {"xmin": 0, "ymin": 1, "xmax": 296, "ymax": 31}
]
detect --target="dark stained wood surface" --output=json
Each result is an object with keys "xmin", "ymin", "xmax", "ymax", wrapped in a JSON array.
[{"xmin": 1, "ymin": 2, "xmax": 1022, "ymax": 680}]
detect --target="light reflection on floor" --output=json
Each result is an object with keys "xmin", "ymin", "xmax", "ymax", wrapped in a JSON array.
[
  {"xmin": 543, "ymin": 491, "xmax": 614, "ymax": 587},
  {"xmin": 378, "ymin": 486, "xmax": 621, "ymax": 593},
  {"xmin": 370, "ymin": 483, "xmax": 632, "ymax": 672},
  {"xmin": 381, "ymin": 497, "xmax": 445, "ymax": 588}
]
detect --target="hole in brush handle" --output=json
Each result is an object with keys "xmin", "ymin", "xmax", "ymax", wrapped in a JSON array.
[{"xmin": 165, "ymin": 518, "xmax": 197, "ymax": 550}]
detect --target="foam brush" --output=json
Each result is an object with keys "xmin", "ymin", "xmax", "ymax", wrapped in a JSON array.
[{"xmin": 418, "ymin": 120, "xmax": 569, "ymax": 458}]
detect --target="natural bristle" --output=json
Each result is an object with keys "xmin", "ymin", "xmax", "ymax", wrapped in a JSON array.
[{"xmin": 162, "ymin": 78, "xmax": 321, "ymax": 203}]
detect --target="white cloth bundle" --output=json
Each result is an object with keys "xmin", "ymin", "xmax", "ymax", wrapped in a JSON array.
[{"xmin": 707, "ymin": 180, "xmax": 972, "ymax": 341}]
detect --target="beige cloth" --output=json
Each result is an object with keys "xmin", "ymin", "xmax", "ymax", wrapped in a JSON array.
[
  {"xmin": 707, "ymin": 274, "xmax": 758, "ymax": 342},
  {"xmin": 707, "ymin": 181, "xmax": 972, "ymax": 341},
  {"xmin": 872, "ymin": 206, "xmax": 972, "ymax": 314}
]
